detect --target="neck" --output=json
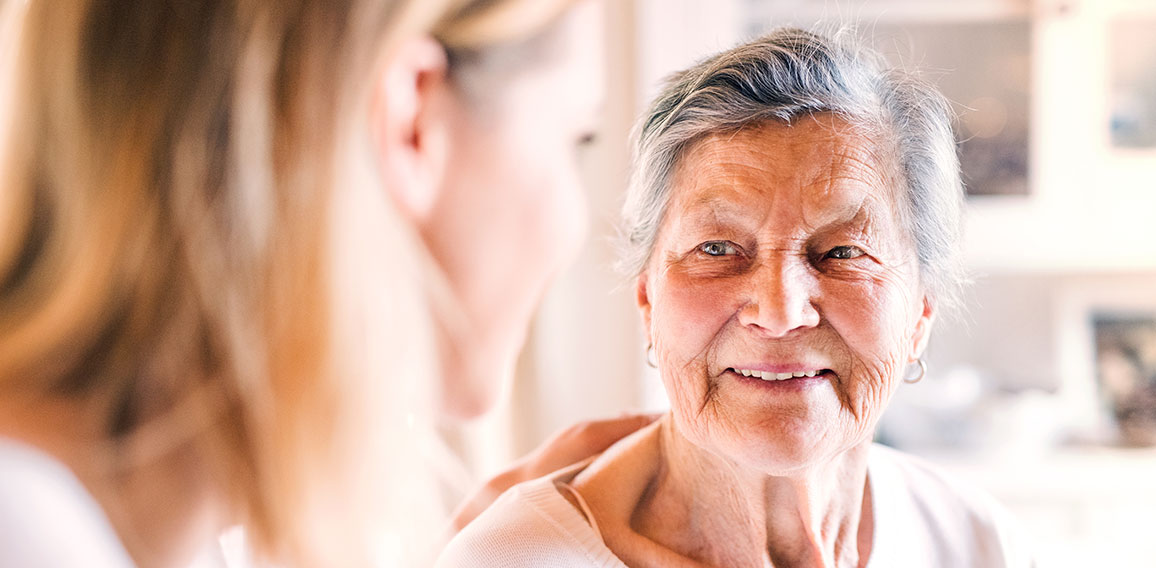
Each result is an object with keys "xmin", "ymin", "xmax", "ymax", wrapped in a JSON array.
[
  {"xmin": 0, "ymin": 393, "xmax": 226, "ymax": 567},
  {"xmin": 635, "ymin": 419, "xmax": 873, "ymax": 568}
]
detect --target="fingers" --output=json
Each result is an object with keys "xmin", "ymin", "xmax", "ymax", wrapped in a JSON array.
[
  {"xmin": 565, "ymin": 413, "xmax": 661, "ymax": 455},
  {"xmin": 449, "ymin": 467, "xmax": 522, "ymax": 533},
  {"xmin": 449, "ymin": 412, "xmax": 663, "ymax": 534},
  {"xmin": 527, "ymin": 412, "xmax": 661, "ymax": 476}
]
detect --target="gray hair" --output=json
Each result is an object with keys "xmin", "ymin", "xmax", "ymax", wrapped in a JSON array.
[{"xmin": 620, "ymin": 27, "xmax": 965, "ymax": 311}]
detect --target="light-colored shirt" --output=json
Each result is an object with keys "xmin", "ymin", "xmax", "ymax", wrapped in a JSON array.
[
  {"xmin": 0, "ymin": 438, "xmax": 230, "ymax": 568},
  {"xmin": 0, "ymin": 439, "xmax": 136, "ymax": 567},
  {"xmin": 439, "ymin": 443, "xmax": 1034, "ymax": 567}
]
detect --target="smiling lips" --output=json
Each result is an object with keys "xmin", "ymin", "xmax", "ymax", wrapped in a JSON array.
[{"xmin": 729, "ymin": 368, "xmax": 828, "ymax": 381}]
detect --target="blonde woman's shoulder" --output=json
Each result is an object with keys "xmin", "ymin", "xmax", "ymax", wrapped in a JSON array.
[{"xmin": 0, "ymin": 438, "xmax": 136, "ymax": 567}]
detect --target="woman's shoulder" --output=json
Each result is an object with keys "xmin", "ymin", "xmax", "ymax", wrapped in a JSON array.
[
  {"xmin": 0, "ymin": 438, "xmax": 135, "ymax": 567},
  {"xmin": 868, "ymin": 443, "xmax": 1008, "ymax": 517},
  {"xmin": 868, "ymin": 443, "xmax": 1035, "ymax": 567},
  {"xmin": 437, "ymin": 468, "xmax": 625, "ymax": 568}
]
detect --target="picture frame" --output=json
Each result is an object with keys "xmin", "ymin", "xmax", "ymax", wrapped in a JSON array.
[
  {"xmin": 1091, "ymin": 313, "xmax": 1156, "ymax": 445},
  {"xmin": 740, "ymin": 1, "xmax": 1034, "ymax": 197},
  {"xmin": 1056, "ymin": 280, "xmax": 1156, "ymax": 445},
  {"xmin": 1108, "ymin": 16, "xmax": 1156, "ymax": 149},
  {"xmin": 867, "ymin": 19, "xmax": 1033, "ymax": 197}
]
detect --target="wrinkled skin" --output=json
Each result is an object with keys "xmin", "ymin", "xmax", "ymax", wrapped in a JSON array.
[{"xmin": 637, "ymin": 113, "xmax": 935, "ymax": 477}]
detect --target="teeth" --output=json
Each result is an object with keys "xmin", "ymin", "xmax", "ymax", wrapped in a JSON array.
[{"xmin": 732, "ymin": 369, "xmax": 824, "ymax": 381}]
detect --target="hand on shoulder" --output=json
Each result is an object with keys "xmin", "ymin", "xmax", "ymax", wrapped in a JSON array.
[{"xmin": 450, "ymin": 413, "xmax": 659, "ymax": 533}]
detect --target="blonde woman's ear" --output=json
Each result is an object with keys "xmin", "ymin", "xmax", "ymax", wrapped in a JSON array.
[{"xmin": 371, "ymin": 34, "xmax": 451, "ymax": 221}]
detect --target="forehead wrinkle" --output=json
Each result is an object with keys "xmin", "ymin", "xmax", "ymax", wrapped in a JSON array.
[
  {"xmin": 794, "ymin": 132, "xmax": 895, "ymax": 235},
  {"xmin": 664, "ymin": 118, "xmax": 903, "ymax": 250},
  {"xmin": 666, "ymin": 156, "xmax": 774, "ymax": 237},
  {"xmin": 684, "ymin": 195, "xmax": 756, "ymax": 229},
  {"xmin": 822, "ymin": 137, "xmax": 916, "ymax": 256},
  {"xmin": 806, "ymin": 189, "xmax": 904, "ymax": 260},
  {"xmin": 830, "ymin": 143, "xmax": 892, "ymax": 200}
]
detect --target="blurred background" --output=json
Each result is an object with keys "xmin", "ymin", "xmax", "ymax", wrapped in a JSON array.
[{"xmin": 448, "ymin": 0, "xmax": 1156, "ymax": 566}]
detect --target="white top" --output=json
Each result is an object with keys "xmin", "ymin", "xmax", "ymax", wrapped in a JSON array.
[
  {"xmin": 0, "ymin": 439, "xmax": 234, "ymax": 568},
  {"xmin": 0, "ymin": 439, "xmax": 136, "ymax": 567},
  {"xmin": 439, "ymin": 443, "xmax": 1034, "ymax": 567}
]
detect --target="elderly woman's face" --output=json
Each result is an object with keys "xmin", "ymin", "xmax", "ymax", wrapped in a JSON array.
[{"xmin": 637, "ymin": 114, "xmax": 934, "ymax": 473}]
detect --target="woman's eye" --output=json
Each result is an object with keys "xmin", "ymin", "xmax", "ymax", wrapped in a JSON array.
[
  {"xmin": 824, "ymin": 245, "xmax": 865, "ymax": 260},
  {"xmin": 699, "ymin": 241, "xmax": 738, "ymax": 257}
]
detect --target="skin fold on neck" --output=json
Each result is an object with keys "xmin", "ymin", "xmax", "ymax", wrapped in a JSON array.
[{"xmin": 571, "ymin": 415, "xmax": 874, "ymax": 568}]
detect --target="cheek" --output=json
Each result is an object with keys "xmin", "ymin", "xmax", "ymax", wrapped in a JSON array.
[
  {"xmin": 820, "ymin": 273, "xmax": 919, "ymax": 418},
  {"xmin": 476, "ymin": 120, "xmax": 588, "ymax": 278},
  {"xmin": 434, "ymin": 117, "xmax": 589, "ymax": 336},
  {"xmin": 539, "ymin": 172, "xmax": 588, "ymax": 260},
  {"xmin": 504, "ymin": 127, "xmax": 587, "ymax": 257},
  {"xmin": 650, "ymin": 271, "xmax": 742, "ymax": 356},
  {"xmin": 649, "ymin": 272, "xmax": 743, "ymax": 413}
]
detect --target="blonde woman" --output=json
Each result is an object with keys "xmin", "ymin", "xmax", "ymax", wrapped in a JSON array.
[{"xmin": 0, "ymin": 0, "xmax": 634, "ymax": 566}]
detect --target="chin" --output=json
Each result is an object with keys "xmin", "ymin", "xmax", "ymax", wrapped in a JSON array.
[
  {"xmin": 732, "ymin": 427, "xmax": 874, "ymax": 477},
  {"xmin": 438, "ymin": 362, "xmax": 506, "ymax": 420},
  {"xmin": 438, "ymin": 339, "xmax": 518, "ymax": 422},
  {"xmin": 440, "ymin": 389, "xmax": 495, "ymax": 421},
  {"xmin": 692, "ymin": 418, "xmax": 842, "ymax": 476},
  {"xmin": 439, "ymin": 290, "xmax": 538, "ymax": 421},
  {"xmin": 720, "ymin": 440, "xmax": 824, "ymax": 476}
]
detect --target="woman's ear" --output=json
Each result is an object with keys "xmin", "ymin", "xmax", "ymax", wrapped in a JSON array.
[
  {"xmin": 909, "ymin": 295, "xmax": 937, "ymax": 362},
  {"xmin": 371, "ymin": 34, "xmax": 451, "ymax": 222},
  {"xmin": 635, "ymin": 273, "xmax": 653, "ymax": 341}
]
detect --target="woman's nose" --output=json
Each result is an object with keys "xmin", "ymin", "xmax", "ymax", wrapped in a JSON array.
[{"xmin": 736, "ymin": 258, "xmax": 819, "ymax": 337}]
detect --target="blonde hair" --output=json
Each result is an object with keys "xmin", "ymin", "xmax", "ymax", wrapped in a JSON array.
[{"xmin": 0, "ymin": 0, "xmax": 576, "ymax": 565}]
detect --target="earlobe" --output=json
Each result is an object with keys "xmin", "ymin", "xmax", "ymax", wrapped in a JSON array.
[{"xmin": 370, "ymin": 34, "xmax": 450, "ymax": 222}]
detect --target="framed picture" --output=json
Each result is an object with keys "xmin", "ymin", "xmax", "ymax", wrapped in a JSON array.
[
  {"xmin": 1109, "ymin": 17, "xmax": 1156, "ymax": 149},
  {"xmin": 1056, "ymin": 281, "xmax": 1156, "ymax": 446},
  {"xmin": 740, "ymin": 0, "xmax": 1034, "ymax": 197},
  {"xmin": 868, "ymin": 19, "xmax": 1033, "ymax": 196},
  {"xmin": 1093, "ymin": 314, "xmax": 1156, "ymax": 446}
]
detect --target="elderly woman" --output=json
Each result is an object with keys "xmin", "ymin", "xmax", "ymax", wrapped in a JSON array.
[{"xmin": 440, "ymin": 28, "xmax": 1033, "ymax": 567}]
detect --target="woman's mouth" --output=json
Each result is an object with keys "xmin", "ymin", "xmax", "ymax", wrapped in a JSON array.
[{"xmin": 726, "ymin": 368, "xmax": 832, "ymax": 381}]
